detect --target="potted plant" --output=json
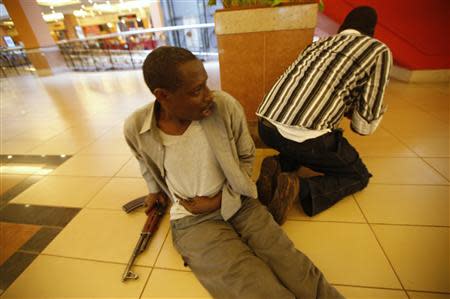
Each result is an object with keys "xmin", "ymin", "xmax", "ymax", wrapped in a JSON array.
[{"xmin": 209, "ymin": 0, "xmax": 323, "ymax": 10}]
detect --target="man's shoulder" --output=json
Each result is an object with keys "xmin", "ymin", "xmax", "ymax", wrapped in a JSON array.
[
  {"xmin": 355, "ymin": 35, "xmax": 390, "ymax": 52},
  {"xmin": 213, "ymin": 90, "xmax": 235, "ymax": 104},
  {"xmin": 124, "ymin": 102, "xmax": 154, "ymax": 135},
  {"xmin": 213, "ymin": 90, "xmax": 242, "ymax": 113}
]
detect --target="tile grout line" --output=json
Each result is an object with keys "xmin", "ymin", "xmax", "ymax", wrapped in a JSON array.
[
  {"xmin": 396, "ymin": 93, "xmax": 450, "ymax": 127},
  {"xmin": 39, "ymin": 252, "xmax": 150, "ymax": 267},
  {"xmin": 138, "ymin": 224, "xmax": 172, "ymax": 299},
  {"xmin": 80, "ymin": 176, "xmax": 115, "ymax": 209},
  {"xmin": 352, "ymin": 194, "xmax": 411, "ymax": 299},
  {"xmin": 285, "ymin": 218, "xmax": 450, "ymax": 229},
  {"xmin": 360, "ymin": 182, "xmax": 449, "ymax": 187},
  {"xmin": 333, "ymin": 283, "xmax": 450, "ymax": 295},
  {"xmin": 380, "ymin": 125, "xmax": 424, "ymax": 159},
  {"xmin": 381, "ymin": 124, "xmax": 450, "ymax": 178},
  {"xmin": 420, "ymin": 157, "xmax": 450, "ymax": 183}
]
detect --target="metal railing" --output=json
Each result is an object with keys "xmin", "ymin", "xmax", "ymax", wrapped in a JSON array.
[
  {"xmin": 0, "ymin": 47, "xmax": 34, "ymax": 77},
  {"xmin": 0, "ymin": 23, "xmax": 217, "ymax": 77},
  {"xmin": 57, "ymin": 23, "xmax": 217, "ymax": 72}
]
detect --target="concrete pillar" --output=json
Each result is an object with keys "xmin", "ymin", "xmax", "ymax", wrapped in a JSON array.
[
  {"xmin": 149, "ymin": 0, "xmax": 165, "ymax": 28},
  {"xmin": 148, "ymin": 0, "xmax": 165, "ymax": 43},
  {"xmin": 63, "ymin": 14, "xmax": 79, "ymax": 40},
  {"xmin": 3, "ymin": 0, "xmax": 68, "ymax": 76},
  {"xmin": 215, "ymin": 2, "xmax": 318, "ymax": 121}
]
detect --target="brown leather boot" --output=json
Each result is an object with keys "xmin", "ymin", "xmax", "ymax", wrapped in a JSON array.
[
  {"xmin": 256, "ymin": 155, "xmax": 281, "ymax": 206},
  {"xmin": 268, "ymin": 172, "xmax": 300, "ymax": 225}
]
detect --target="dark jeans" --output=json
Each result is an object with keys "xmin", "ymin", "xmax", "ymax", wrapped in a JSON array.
[{"xmin": 258, "ymin": 120, "xmax": 371, "ymax": 216}]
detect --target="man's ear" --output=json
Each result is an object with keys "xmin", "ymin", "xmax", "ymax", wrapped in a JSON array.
[{"xmin": 153, "ymin": 88, "xmax": 170, "ymax": 104}]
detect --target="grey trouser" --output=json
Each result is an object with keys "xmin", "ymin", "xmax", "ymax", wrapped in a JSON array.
[{"xmin": 171, "ymin": 198, "xmax": 344, "ymax": 299}]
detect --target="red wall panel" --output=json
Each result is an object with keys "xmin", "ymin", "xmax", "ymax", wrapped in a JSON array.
[{"xmin": 322, "ymin": 0, "xmax": 450, "ymax": 69}]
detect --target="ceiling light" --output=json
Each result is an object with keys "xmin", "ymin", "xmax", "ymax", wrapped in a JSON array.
[
  {"xmin": 37, "ymin": 0, "xmax": 80, "ymax": 7},
  {"xmin": 90, "ymin": 0, "xmax": 152, "ymax": 13},
  {"xmin": 73, "ymin": 9, "xmax": 88, "ymax": 17},
  {"xmin": 42, "ymin": 12, "xmax": 64, "ymax": 22}
]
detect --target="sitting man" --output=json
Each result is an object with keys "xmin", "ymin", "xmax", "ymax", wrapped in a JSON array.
[
  {"xmin": 256, "ymin": 6, "xmax": 392, "ymax": 224},
  {"xmin": 124, "ymin": 46, "xmax": 343, "ymax": 298}
]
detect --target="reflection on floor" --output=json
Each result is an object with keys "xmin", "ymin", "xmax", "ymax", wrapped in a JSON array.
[{"xmin": 0, "ymin": 63, "xmax": 449, "ymax": 298}]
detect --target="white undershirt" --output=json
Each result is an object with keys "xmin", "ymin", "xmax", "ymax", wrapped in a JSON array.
[
  {"xmin": 262, "ymin": 117, "xmax": 331, "ymax": 143},
  {"xmin": 159, "ymin": 121, "xmax": 226, "ymax": 220}
]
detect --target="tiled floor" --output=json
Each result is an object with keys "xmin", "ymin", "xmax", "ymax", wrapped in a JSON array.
[{"xmin": 0, "ymin": 62, "xmax": 448, "ymax": 298}]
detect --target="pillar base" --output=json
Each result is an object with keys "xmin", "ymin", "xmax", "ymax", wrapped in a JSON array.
[{"xmin": 26, "ymin": 46, "xmax": 68, "ymax": 76}]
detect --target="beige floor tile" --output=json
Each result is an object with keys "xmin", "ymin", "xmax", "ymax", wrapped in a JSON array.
[
  {"xmin": 87, "ymin": 177, "xmax": 148, "ymax": 210},
  {"xmin": 355, "ymin": 185, "xmax": 449, "ymax": 226},
  {"xmin": 0, "ymin": 140, "xmax": 42, "ymax": 155},
  {"xmin": 142, "ymin": 268, "xmax": 211, "ymax": 298},
  {"xmin": 384, "ymin": 125, "xmax": 449, "ymax": 141},
  {"xmin": 0, "ymin": 163, "xmax": 51, "ymax": 175},
  {"xmin": 155, "ymin": 232, "xmax": 187, "ymax": 271},
  {"xmin": 372, "ymin": 225, "xmax": 449, "ymax": 292},
  {"xmin": 344, "ymin": 127, "xmax": 416, "ymax": 157},
  {"xmin": 78, "ymin": 138, "xmax": 132, "ymax": 155},
  {"xmin": 11, "ymin": 176, "xmax": 110, "ymax": 208},
  {"xmin": 399, "ymin": 137, "xmax": 450, "ymax": 157},
  {"xmin": 364, "ymin": 158, "xmax": 448, "ymax": 185},
  {"xmin": 116, "ymin": 158, "xmax": 142, "ymax": 178},
  {"xmin": 29, "ymin": 139, "xmax": 90, "ymax": 155},
  {"xmin": 336, "ymin": 286, "xmax": 407, "ymax": 299},
  {"xmin": 408, "ymin": 292, "xmax": 450, "ymax": 299},
  {"xmin": 50, "ymin": 154, "xmax": 130, "ymax": 177},
  {"xmin": 0, "ymin": 174, "xmax": 29, "ymax": 194},
  {"xmin": 427, "ymin": 108, "xmax": 450, "ymax": 124},
  {"xmin": 381, "ymin": 111, "xmax": 449, "ymax": 138},
  {"xmin": 51, "ymin": 125, "xmax": 114, "ymax": 142},
  {"xmin": 424, "ymin": 158, "xmax": 450, "ymax": 181},
  {"xmin": 283, "ymin": 221, "xmax": 401, "ymax": 288},
  {"xmin": 287, "ymin": 195, "xmax": 366, "ymax": 223},
  {"xmin": 11, "ymin": 126, "xmax": 67, "ymax": 142},
  {"xmin": 43, "ymin": 209, "xmax": 170, "ymax": 266},
  {"xmin": 98, "ymin": 125, "xmax": 128, "ymax": 141},
  {"xmin": 1, "ymin": 255, "xmax": 149, "ymax": 299}
]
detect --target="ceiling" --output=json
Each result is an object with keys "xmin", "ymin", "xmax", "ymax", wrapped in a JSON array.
[{"xmin": 1, "ymin": 0, "xmax": 155, "ymax": 21}]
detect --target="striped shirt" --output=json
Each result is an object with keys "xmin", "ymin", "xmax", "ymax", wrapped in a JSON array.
[{"xmin": 257, "ymin": 30, "xmax": 392, "ymax": 135}]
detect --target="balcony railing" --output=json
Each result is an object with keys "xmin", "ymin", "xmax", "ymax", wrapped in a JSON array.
[
  {"xmin": 0, "ymin": 47, "xmax": 34, "ymax": 77},
  {"xmin": 57, "ymin": 23, "xmax": 217, "ymax": 72},
  {"xmin": 0, "ymin": 23, "xmax": 217, "ymax": 77}
]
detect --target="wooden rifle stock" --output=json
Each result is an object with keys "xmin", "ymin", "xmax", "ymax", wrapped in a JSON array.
[{"xmin": 121, "ymin": 202, "xmax": 165, "ymax": 282}]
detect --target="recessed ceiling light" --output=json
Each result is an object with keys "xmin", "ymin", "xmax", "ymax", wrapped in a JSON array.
[{"xmin": 36, "ymin": 0, "xmax": 81, "ymax": 7}]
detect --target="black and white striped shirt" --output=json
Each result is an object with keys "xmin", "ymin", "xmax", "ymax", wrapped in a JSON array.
[{"xmin": 257, "ymin": 30, "xmax": 392, "ymax": 135}]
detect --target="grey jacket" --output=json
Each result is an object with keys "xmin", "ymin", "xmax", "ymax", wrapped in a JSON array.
[{"xmin": 123, "ymin": 91, "xmax": 257, "ymax": 220}]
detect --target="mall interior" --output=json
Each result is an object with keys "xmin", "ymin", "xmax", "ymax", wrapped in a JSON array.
[{"xmin": 0, "ymin": 0, "xmax": 449, "ymax": 298}]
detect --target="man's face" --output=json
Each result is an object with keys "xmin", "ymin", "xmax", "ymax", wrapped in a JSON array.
[{"xmin": 165, "ymin": 59, "xmax": 214, "ymax": 121}]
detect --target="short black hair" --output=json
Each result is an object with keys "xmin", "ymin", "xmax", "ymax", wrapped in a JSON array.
[
  {"xmin": 142, "ymin": 46, "xmax": 198, "ymax": 93},
  {"xmin": 338, "ymin": 6, "xmax": 378, "ymax": 37}
]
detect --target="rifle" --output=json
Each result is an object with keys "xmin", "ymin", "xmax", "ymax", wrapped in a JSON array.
[{"xmin": 121, "ymin": 196, "xmax": 166, "ymax": 282}]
